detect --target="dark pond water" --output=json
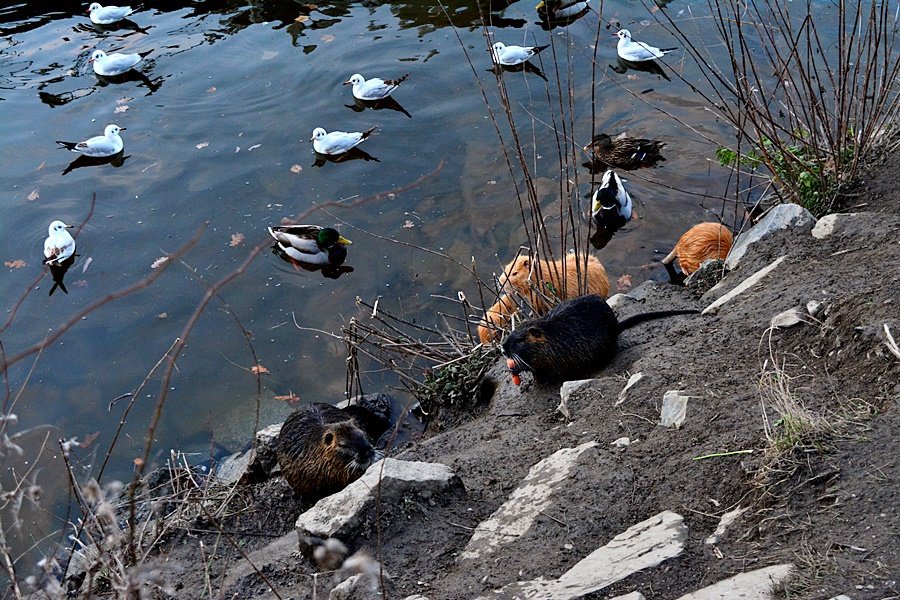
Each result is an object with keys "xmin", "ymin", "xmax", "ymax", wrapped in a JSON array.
[{"xmin": 0, "ymin": 0, "xmax": 842, "ymax": 566}]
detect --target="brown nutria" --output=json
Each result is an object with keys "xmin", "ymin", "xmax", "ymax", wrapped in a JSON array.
[
  {"xmin": 478, "ymin": 294, "xmax": 519, "ymax": 344},
  {"xmin": 501, "ymin": 294, "xmax": 697, "ymax": 385},
  {"xmin": 277, "ymin": 397, "xmax": 391, "ymax": 499},
  {"xmin": 661, "ymin": 222, "xmax": 733, "ymax": 284},
  {"xmin": 498, "ymin": 253, "xmax": 610, "ymax": 315}
]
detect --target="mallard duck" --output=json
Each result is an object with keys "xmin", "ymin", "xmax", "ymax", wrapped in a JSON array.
[
  {"xmin": 268, "ymin": 225, "xmax": 352, "ymax": 266},
  {"xmin": 591, "ymin": 170, "xmax": 632, "ymax": 231},
  {"xmin": 344, "ymin": 73, "xmax": 409, "ymax": 101},
  {"xmin": 536, "ymin": 0, "xmax": 590, "ymax": 20},
  {"xmin": 583, "ymin": 133, "xmax": 666, "ymax": 170}
]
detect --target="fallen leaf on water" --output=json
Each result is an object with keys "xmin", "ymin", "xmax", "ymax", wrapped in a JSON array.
[
  {"xmin": 36, "ymin": 160, "xmax": 46, "ymax": 171},
  {"xmin": 5, "ymin": 260, "xmax": 27, "ymax": 269},
  {"xmin": 195, "ymin": 141, "xmax": 209, "ymax": 149},
  {"xmin": 82, "ymin": 256, "xmax": 92, "ymax": 273},
  {"xmin": 117, "ymin": 96, "xmax": 133, "ymax": 104},
  {"xmin": 627, "ymin": 74, "xmax": 638, "ymax": 80},
  {"xmin": 207, "ymin": 86, "xmax": 217, "ymax": 93},
  {"xmin": 295, "ymin": 14, "xmax": 309, "ymax": 22},
  {"xmin": 262, "ymin": 50, "xmax": 278, "ymax": 60},
  {"xmin": 321, "ymin": 34, "xmax": 335, "ymax": 43},
  {"xmin": 27, "ymin": 189, "xmax": 39, "ymax": 201},
  {"xmin": 229, "ymin": 232, "xmax": 245, "ymax": 247},
  {"xmin": 79, "ymin": 431, "xmax": 100, "ymax": 448},
  {"xmin": 115, "ymin": 105, "xmax": 129, "ymax": 113},
  {"xmin": 251, "ymin": 364, "xmax": 269, "ymax": 375},
  {"xmin": 72, "ymin": 279, "xmax": 88, "ymax": 288},
  {"xmin": 402, "ymin": 220, "xmax": 414, "ymax": 228},
  {"xmin": 235, "ymin": 146, "xmax": 240, "ymax": 153},
  {"xmin": 156, "ymin": 312, "xmax": 168, "ymax": 319},
  {"xmin": 150, "ymin": 256, "xmax": 169, "ymax": 269},
  {"xmin": 303, "ymin": 4, "xmax": 318, "ymax": 10},
  {"xmin": 274, "ymin": 392, "xmax": 301, "ymax": 403},
  {"xmin": 133, "ymin": 457, "xmax": 145, "ymax": 469},
  {"xmin": 290, "ymin": 164, "xmax": 303, "ymax": 174},
  {"xmin": 248, "ymin": 143, "xmax": 261, "ymax": 151},
  {"xmin": 616, "ymin": 273, "xmax": 634, "ymax": 293}
]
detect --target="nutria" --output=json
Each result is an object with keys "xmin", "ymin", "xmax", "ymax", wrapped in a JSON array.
[
  {"xmin": 498, "ymin": 253, "xmax": 610, "ymax": 314},
  {"xmin": 501, "ymin": 295, "xmax": 697, "ymax": 384},
  {"xmin": 478, "ymin": 294, "xmax": 519, "ymax": 344},
  {"xmin": 277, "ymin": 397, "xmax": 391, "ymax": 499},
  {"xmin": 661, "ymin": 222, "xmax": 733, "ymax": 284}
]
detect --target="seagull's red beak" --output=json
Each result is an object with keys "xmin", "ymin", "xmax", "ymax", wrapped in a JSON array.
[
  {"xmin": 342, "ymin": 80, "xmax": 352, "ymax": 85},
  {"xmin": 119, "ymin": 127, "xmax": 127, "ymax": 131}
]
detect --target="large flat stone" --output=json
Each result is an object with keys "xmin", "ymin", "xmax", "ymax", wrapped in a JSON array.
[
  {"xmin": 476, "ymin": 511, "xmax": 687, "ymax": 599},
  {"xmin": 726, "ymin": 204, "xmax": 815, "ymax": 269},
  {"xmin": 460, "ymin": 442, "xmax": 598, "ymax": 560},
  {"xmin": 214, "ymin": 423, "xmax": 282, "ymax": 485},
  {"xmin": 702, "ymin": 256, "xmax": 787, "ymax": 316},
  {"xmin": 674, "ymin": 564, "xmax": 793, "ymax": 599},
  {"xmin": 296, "ymin": 459, "xmax": 458, "ymax": 542}
]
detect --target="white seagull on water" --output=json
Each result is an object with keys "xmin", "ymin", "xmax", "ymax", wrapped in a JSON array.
[
  {"xmin": 344, "ymin": 73, "xmax": 409, "ymax": 101},
  {"xmin": 90, "ymin": 49, "xmax": 152, "ymax": 77},
  {"xmin": 43, "ymin": 221, "xmax": 76, "ymax": 266},
  {"xmin": 87, "ymin": 3, "xmax": 134, "ymax": 25},
  {"xmin": 615, "ymin": 29, "xmax": 677, "ymax": 62},
  {"xmin": 56, "ymin": 124, "xmax": 125, "ymax": 157},
  {"xmin": 310, "ymin": 127, "xmax": 377, "ymax": 155},
  {"xmin": 491, "ymin": 41, "xmax": 549, "ymax": 66}
]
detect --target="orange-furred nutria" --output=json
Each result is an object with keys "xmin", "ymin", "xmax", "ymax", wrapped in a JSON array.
[
  {"xmin": 498, "ymin": 253, "xmax": 610, "ymax": 315},
  {"xmin": 277, "ymin": 397, "xmax": 391, "ymax": 499},
  {"xmin": 661, "ymin": 222, "xmax": 733, "ymax": 284},
  {"xmin": 478, "ymin": 295, "xmax": 519, "ymax": 344},
  {"xmin": 502, "ymin": 295, "xmax": 697, "ymax": 385}
]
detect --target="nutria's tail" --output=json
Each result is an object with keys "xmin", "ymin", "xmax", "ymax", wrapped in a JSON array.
[{"xmin": 617, "ymin": 309, "xmax": 698, "ymax": 332}]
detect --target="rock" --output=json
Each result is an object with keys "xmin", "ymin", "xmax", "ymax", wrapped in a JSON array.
[
  {"xmin": 704, "ymin": 505, "xmax": 748, "ymax": 545},
  {"xmin": 702, "ymin": 256, "xmax": 787, "ymax": 316},
  {"xmin": 606, "ymin": 293, "xmax": 632, "ymax": 309},
  {"xmin": 296, "ymin": 459, "xmax": 459, "ymax": 553},
  {"xmin": 826, "ymin": 596, "xmax": 852, "ymax": 600},
  {"xmin": 475, "ymin": 511, "xmax": 687, "ymax": 599},
  {"xmin": 770, "ymin": 307, "xmax": 806, "ymax": 329},
  {"xmin": 214, "ymin": 423, "xmax": 282, "ymax": 485},
  {"xmin": 810, "ymin": 213, "xmax": 844, "ymax": 239},
  {"xmin": 460, "ymin": 442, "xmax": 598, "ymax": 560},
  {"xmin": 611, "ymin": 437, "xmax": 631, "ymax": 448},
  {"xmin": 402, "ymin": 596, "xmax": 431, "ymax": 600},
  {"xmin": 806, "ymin": 300, "xmax": 827, "ymax": 318},
  {"xmin": 660, "ymin": 391, "xmax": 689, "ymax": 429},
  {"xmin": 330, "ymin": 569, "xmax": 397, "ymax": 600},
  {"xmin": 725, "ymin": 204, "xmax": 816, "ymax": 269},
  {"xmin": 616, "ymin": 372, "xmax": 643, "ymax": 406},
  {"xmin": 558, "ymin": 379, "xmax": 596, "ymax": 419},
  {"xmin": 674, "ymin": 563, "xmax": 793, "ymax": 599},
  {"xmin": 684, "ymin": 259, "xmax": 727, "ymax": 294},
  {"xmin": 610, "ymin": 594, "xmax": 647, "ymax": 600}
]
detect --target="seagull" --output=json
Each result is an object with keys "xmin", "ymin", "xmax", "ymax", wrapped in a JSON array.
[
  {"xmin": 43, "ymin": 221, "xmax": 76, "ymax": 266},
  {"xmin": 87, "ymin": 3, "xmax": 134, "ymax": 25},
  {"xmin": 89, "ymin": 49, "xmax": 152, "ymax": 77},
  {"xmin": 615, "ymin": 29, "xmax": 677, "ymax": 62},
  {"xmin": 310, "ymin": 127, "xmax": 376, "ymax": 155},
  {"xmin": 56, "ymin": 124, "xmax": 125, "ymax": 157},
  {"xmin": 491, "ymin": 41, "xmax": 549, "ymax": 66},
  {"xmin": 591, "ymin": 170, "xmax": 632, "ymax": 229},
  {"xmin": 344, "ymin": 73, "xmax": 409, "ymax": 101}
]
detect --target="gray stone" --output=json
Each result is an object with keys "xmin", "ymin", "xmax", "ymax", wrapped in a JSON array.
[
  {"xmin": 610, "ymin": 594, "xmax": 646, "ymax": 600},
  {"xmin": 660, "ymin": 391, "xmax": 689, "ymax": 429},
  {"xmin": 558, "ymin": 379, "xmax": 596, "ymax": 419},
  {"xmin": 674, "ymin": 564, "xmax": 793, "ymax": 599},
  {"xmin": 806, "ymin": 300, "xmax": 827, "ymax": 319},
  {"xmin": 461, "ymin": 442, "xmax": 598, "ymax": 560},
  {"xmin": 726, "ymin": 204, "xmax": 816, "ymax": 269},
  {"xmin": 770, "ymin": 307, "xmax": 807, "ymax": 329},
  {"xmin": 402, "ymin": 596, "xmax": 431, "ymax": 600},
  {"xmin": 702, "ymin": 256, "xmax": 787, "ymax": 316},
  {"xmin": 214, "ymin": 423, "xmax": 282, "ymax": 485},
  {"xmin": 296, "ymin": 459, "xmax": 458, "ymax": 547},
  {"xmin": 826, "ymin": 596, "xmax": 852, "ymax": 600},
  {"xmin": 810, "ymin": 213, "xmax": 843, "ymax": 239},
  {"xmin": 475, "ymin": 511, "xmax": 687, "ymax": 599},
  {"xmin": 329, "ymin": 566, "xmax": 396, "ymax": 600},
  {"xmin": 610, "ymin": 437, "xmax": 631, "ymax": 448},
  {"xmin": 704, "ymin": 505, "xmax": 748, "ymax": 545},
  {"xmin": 606, "ymin": 293, "xmax": 634, "ymax": 309},
  {"xmin": 616, "ymin": 372, "xmax": 643, "ymax": 406}
]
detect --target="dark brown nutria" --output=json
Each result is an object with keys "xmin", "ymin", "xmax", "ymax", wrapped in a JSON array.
[
  {"xmin": 501, "ymin": 295, "xmax": 697, "ymax": 384},
  {"xmin": 277, "ymin": 398, "xmax": 391, "ymax": 499}
]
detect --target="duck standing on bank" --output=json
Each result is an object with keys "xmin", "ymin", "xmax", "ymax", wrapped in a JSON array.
[
  {"xmin": 56, "ymin": 124, "xmax": 125, "ymax": 157},
  {"xmin": 89, "ymin": 49, "xmax": 152, "ymax": 77},
  {"xmin": 344, "ymin": 73, "xmax": 409, "ymax": 101},
  {"xmin": 268, "ymin": 225, "xmax": 352, "ymax": 266},
  {"xmin": 87, "ymin": 2, "xmax": 134, "ymax": 25},
  {"xmin": 615, "ymin": 29, "xmax": 677, "ymax": 62},
  {"xmin": 490, "ymin": 41, "xmax": 549, "ymax": 66}
]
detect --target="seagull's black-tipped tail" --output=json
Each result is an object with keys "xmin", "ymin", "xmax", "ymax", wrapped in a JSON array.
[
  {"xmin": 660, "ymin": 47, "xmax": 678, "ymax": 53},
  {"xmin": 138, "ymin": 49, "xmax": 154, "ymax": 59},
  {"xmin": 387, "ymin": 73, "xmax": 410, "ymax": 86},
  {"xmin": 361, "ymin": 126, "xmax": 377, "ymax": 139},
  {"xmin": 533, "ymin": 44, "xmax": 550, "ymax": 54},
  {"xmin": 56, "ymin": 140, "xmax": 78, "ymax": 151}
]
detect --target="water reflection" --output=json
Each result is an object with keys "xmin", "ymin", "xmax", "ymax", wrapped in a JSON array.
[
  {"xmin": 61, "ymin": 151, "xmax": 130, "ymax": 176},
  {"xmin": 271, "ymin": 245, "xmax": 355, "ymax": 280},
  {"xmin": 48, "ymin": 254, "xmax": 76, "ymax": 296},
  {"xmin": 610, "ymin": 56, "xmax": 671, "ymax": 82},
  {"xmin": 94, "ymin": 68, "xmax": 164, "ymax": 95},
  {"xmin": 490, "ymin": 61, "xmax": 548, "ymax": 82},
  {"xmin": 345, "ymin": 96, "xmax": 412, "ymax": 118},
  {"xmin": 312, "ymin": 147, "xmax": 380, "ymax": 167}
]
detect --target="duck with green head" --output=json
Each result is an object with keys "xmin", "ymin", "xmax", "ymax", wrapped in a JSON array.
[{"xmin": 268, "ymin": 225, "xmax": 352, "ymax": 266}]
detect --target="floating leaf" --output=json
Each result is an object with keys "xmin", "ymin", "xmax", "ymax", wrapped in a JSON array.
[
  {"xmin": 72, "ymin": 279, "xmax": 88, "ymax": 287},
  {"xmin": 79, "ymin": 431, "xmax": 100, "ymax": 448},
  {"xmin": 321, "ymin": 34, "xmax": 335, "ymax": 43},
  {"xmin": 248, "ymin": 143, "xmax": 261, "ymax": 151},
  {"xmin": 402, "ymin": 220, "xmax": 414, "ymax": 228},
  {"xmin": 261, "ymin": 50, "xmax": 278, "ymax": 60},
  {"xmin": 290, "ymin": 164, "xmax": 303, "ymax": 174},
  {"xmin": 82, "ymin": 256, "xmax": 92, "ymax": 273},
  {"xmin": 195, "ymin": 141, "xmax": 209, "ymax": 149},
  {"xmin": 4, "ymin": 259, "xmax": 26, "ymax": 269},
  {"xmin": 229, "ymin": 232, "xmax": 245, "ymax": 247},
  {"xmin": 251, "ymin": 364, "xmax": 269, "ymax": 375},
  {"xmin": 27, "ymin": 189, "xmax": 39, "ymax": 201},
  {"xmin": 274, "ymin": 391, "xmax": 301, "ymax": 403},
  {"xmin": 627, "ymin": 74, "xmax": 638, "ymax": 80},
  {"xmin": 133, "ymin": 457, "xmax": 145, "ymax": 468},
  {"xmin": 616, "ymin": 273, "xmax": 634, "ymax": 293},
  {"xmin": 207, "ymin": 86, "xmax": 217, "ymax": 93},
  {"xmin": 150, "ymin": 256, "xmax": 169, "ymax": 269},
  {"xmin": 116, "ymin": 96, "xmax": 133, "ymax": 104},
  {"xmin": 156, "ymin": 312, "xmax": 168, "ymax": 319},
  {"xmin": 115, "ymin": 105, "xmax": 129, "ymax": 113},
  {"xmin": 295, "ymin": 14, "xmax": 309, "ymax": 22}
]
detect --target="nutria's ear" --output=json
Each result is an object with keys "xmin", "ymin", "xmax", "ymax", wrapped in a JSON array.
[
  {"xmin": 520, "ymin": 258, "xmax": 529, "ymax": 269},
  {"xmin": 323, "ymin": 431, "xmax": 335, "ymax": 447},
  {"xmin": 526, "ymin": 326, "xmax": 545, "ymax": 340}
]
